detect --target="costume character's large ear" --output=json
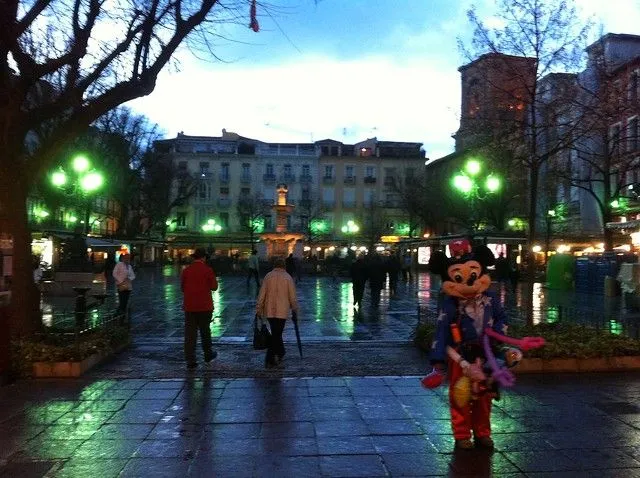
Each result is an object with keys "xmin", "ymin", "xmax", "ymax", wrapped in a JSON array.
[
  {"xmin": 472, "ymin": 244, "xmax": 495, "ymax": 273},
  {"xmin": 428, "ymin": 250, "xmax": 449, "ymax": 281}
]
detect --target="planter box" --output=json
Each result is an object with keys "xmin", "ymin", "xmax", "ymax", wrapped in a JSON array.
[
  {"xmin": 32, "ymin": 342, "xmax": 129, "ymax": 378},
  {"xmin": 516, "ymin": 356, "xmax": 640, "ymax": 373}
]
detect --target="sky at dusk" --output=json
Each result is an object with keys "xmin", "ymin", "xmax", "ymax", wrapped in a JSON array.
[{"xmin": 127, "ymin": 0, "xmax": 640, "ymax": 160}]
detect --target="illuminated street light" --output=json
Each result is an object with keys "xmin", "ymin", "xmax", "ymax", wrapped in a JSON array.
[
  {"xmin": 80, "ymin": 172, "xmax": 104, "ymax": 192},
  {"xmin": 51, "ymin": 171, "xmax": 67, "ymax": 187},
  {"xmin": 465, "ymin": 159, "xmax": 481, "ymax": 176},
  {"xmin": 453, "ymin": 174, "xmax": 473, "ymax": 194},
  {"xmin": 202, "ymin": 219, "xmax": 223, "ymax": 233},
  {"xmin": 73, "ymin": 155, "xmax": 90, "ymax": 173},
  {"xmin": 50, "ymin": 155, "xmax": 105, "ymax": 235},
  {"xmin": 341, "ymin": 220, "xmax": 359, "ymax": 234},
  {"xmin": 485, "ymin": 175, "xmax": 501, "ymax": 192},
  {"xmin": 611, "ymin": 199, "xmax": 620, "ymax": 209},
  {"xmin": 548, "ymin": 209, "xmax": 556, "ymax": 217}
]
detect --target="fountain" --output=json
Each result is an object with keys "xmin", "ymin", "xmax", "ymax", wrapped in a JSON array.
[{"xmin": 259, "ymin": 184, "xmax": 304, "ymax": 259}]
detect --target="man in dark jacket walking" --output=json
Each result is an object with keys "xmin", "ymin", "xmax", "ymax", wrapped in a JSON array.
[
  {"xmin": 367, "ymin": 254, "xmax": 386, "ymax": 308},
  {"xmin": 350, "ymin": 256, "xmax": 368, "ymax": 310},
  {"xmin": 181, "ymin": 248, "xmax": 219, "ymax": 370}
]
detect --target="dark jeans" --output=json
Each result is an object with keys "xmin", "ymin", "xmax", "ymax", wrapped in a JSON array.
[
  {"xmin": 370, "ymin": 285, "xmax": 382, "ymax": 308},
  {"xmin": 247, "ymin": 269, "xmax": 260, "ymax": 287},
  {"xmin": 353, "ymin": 281, "xmax": 365, "ymax": 307},
  {"xmin": 266, "ymin": 318, "xmax": 286, "ymax": 364},
  {"xmin": 117, "ymin": 290, "xmax": 131, "ymax": 316},
  {"xmin": 184, "ymin": 311, "xmax": 213, "ymax": 365}
]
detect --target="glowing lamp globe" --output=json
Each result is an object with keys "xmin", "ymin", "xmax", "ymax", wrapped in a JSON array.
[
  {"xmin": 485, "ymin": 175, "xmax": 501, "ymax": 193},
  {"xmin": 453, "ymin": 174, "xmax": 473, "ymax": 194},
  {"xmin": 81, "ymin": 172, "xmax": 103, "ymax": 192},
  {"xmin": 73, "ymin": 156, "xmax": 90, "ymax": 173},
  {"xmin": 52, "ymin": 171, "xmax": 67, "ymax": 187},
  {"xmin": 465, "ymin": 160, "xmax": 481, "ymax": 176}
]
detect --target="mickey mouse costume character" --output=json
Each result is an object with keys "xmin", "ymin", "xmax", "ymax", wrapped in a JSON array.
[{"xmin": 422, "ymin": 239, "xmax": 544, "ymax": 450}]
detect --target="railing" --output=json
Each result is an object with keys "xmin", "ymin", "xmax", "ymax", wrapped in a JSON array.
[
  {"xmin": 364, "ymin": 176, "xmax": 377, "ymax": 184},
  {"xmin": 344, "ymin": 176, "xmax": 356, "ymax": 185},
  {"xmin": 415, "ymin": 290, "xmax": 640, "ymax": 339},
  {"xmin": 322, "ymin": 176, "xmax": 335, "ymax": 185},
  {"xmin": 263, "ymin": 174, "xmax": 276, "ymax": 183},
  {"xmin": 39, "ymin": 289, "xmax": 128, "ymax": 345},
  {"xmin": 342, "ymin": 201, "xmax": 356, "ymax": 209},
  {"xmin": 217, "ymin": 197, "xmax": 231, "ymax": 208},
  {"xmin": 219, "ymin": 174, "xmax": 230, "ymax": 183},
  {"xmin": 240, "ymin": 175, "xmax": 252, "ymax": 184},
  {"xmin": 322, "ymin": 200, "xmax": 335, "ymax": 209},
  {"xmin": 281, "ymin": 174, "xmax": 296, "ymax": 183},
  {"xmin": 299, "ymin": 175, "xmax": 313, "ymax": 184}
]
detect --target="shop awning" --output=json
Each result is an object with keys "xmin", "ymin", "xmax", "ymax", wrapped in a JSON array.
[
  {"xmin": 85, "ymin": 237, "xmax": 122, "ymax": 248},
  {"xmin": 606, "ymin": 220, "xmax": 640, "ymax": 230}
]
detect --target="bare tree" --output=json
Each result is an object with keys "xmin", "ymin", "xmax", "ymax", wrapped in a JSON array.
[
  {"xmin": 140, "ymin": 151, "xmax": 197, "ymax": 240},
  {"xmin": 297, "ymin": 195, "xmax": 327, "ymax": 245},
  {"xmin": 0, "ymin": 0, "xmax": 265, "ymax": 336},
  {"xmin": 461, "ymin": 0, "xmax": 592, "ymax": 322},
  {"xmin": 237, "ymin": 193, "xmax": 270, "ymax": 249},
  {"xmin": 358, "ymin": 202, "xmax": 390, "ymax": 251}
]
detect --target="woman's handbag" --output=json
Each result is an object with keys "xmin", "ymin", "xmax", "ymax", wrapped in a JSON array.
[{"xmin": 253, "ymin": 315, "xmax": 271, "ymax": 350}]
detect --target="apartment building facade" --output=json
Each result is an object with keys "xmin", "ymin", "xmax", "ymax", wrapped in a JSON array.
[{"xmin": 154, "ymin": 131, "xmax": 425, "ymax": 254}]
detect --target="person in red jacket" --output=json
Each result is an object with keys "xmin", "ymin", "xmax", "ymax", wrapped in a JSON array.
[{"xmin": 181, "ymin": 248, "xmax": 219, "ymax": 369}]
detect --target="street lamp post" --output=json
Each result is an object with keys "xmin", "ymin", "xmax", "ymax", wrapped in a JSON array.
[
  {"xmin": 51, "ymin": 155, "xmax": 104, "ymax": 235},
  {"xmin": 451, "ymin": 159, "xmax": 501, "ymax": 232},
  {"xmin": 202, "ymin": 218, "xmax": 223, "ymax": 253},
  {"xmin": 544, "ymin": 209, "xmax": 555, "ymax": 266}
]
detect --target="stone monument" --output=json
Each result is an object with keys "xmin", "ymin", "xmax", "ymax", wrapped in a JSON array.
[{"xmin": 260, "ymin": 184, "xmax": 305, "ymax": 258}]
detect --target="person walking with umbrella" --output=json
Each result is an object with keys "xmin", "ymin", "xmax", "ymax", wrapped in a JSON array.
[{"xmin": 256, "ymin": 257, "xmax": 300, "ymax": 368}]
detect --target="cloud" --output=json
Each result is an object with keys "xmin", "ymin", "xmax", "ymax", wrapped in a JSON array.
[{"xmin": 129, "ymin": 55, "xmax": 460, "ymax": 156}]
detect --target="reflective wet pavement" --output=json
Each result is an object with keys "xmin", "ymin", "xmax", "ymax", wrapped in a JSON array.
[
  {"xmin": 41, "ymin": 267, "xmax": 640, "ymax": 344},
  {"xmin": 3, "ymin": 374, "xmax": 640, "ymax": 477},
  {"xmin": 11, "ymin": 268, "xmax": 640, "ymax": 476}
]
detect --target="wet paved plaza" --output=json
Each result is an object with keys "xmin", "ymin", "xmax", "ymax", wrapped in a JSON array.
[
  {"xmin": 42, "ymin": 266, "xmax": 640, "ymax": 345},
  {"xmin": 6, "ymin": 267, "xmax": 640, "ymax": 476},
  {"xmin": 3, "ymin": 374, "xmax": 640, "ymax": 477}
]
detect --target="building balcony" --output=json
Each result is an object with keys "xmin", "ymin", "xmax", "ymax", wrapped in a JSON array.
[
  {"xmin": 383, "ymin": 200, "xmax": 401, "ymax": 208},
  {"xmin": 322, "ymin": 176, "xmax": 335, "ymax": 185},
  {"xmin": 280, "ymin": 174, "xmax": 296, "ymax": 184},
  {"xmin": 299, "ymin": 174, "xmax": 313, "ymax": 184},
  {"xmin": 193, "ymin": 196, "xmax": 214, "ymax": 205},
  {"xmin": 322, "ymin": 200, "xmax": 335, "ymax": 209},
  {"xmin": 342, "ymin": 201, "xmax": 356, "ymax": 209},
  {"xmin": 364, "ymin": 176, "xmax": 377, "ymax": 184},
  {"xmin": 384, "ymin": 177, "xmax": 396, "ymax": 187},
  {"xmin": 219, "ymin": 174, "xmax": 230, "ymax": 184},
  {"xmin": 344, "ymin": 176, "xmax": 356, "ymax": 185},
  {"xmin": 217, "ymin": 197, "xmax": 231, "ymax": 208},
  {"xmin": 263, "ymin": 174, "xmax": 277, "ymax": 183},
  {"xmin": 240, "ymin": 175, "xmax": 252, "ymax": 184}
]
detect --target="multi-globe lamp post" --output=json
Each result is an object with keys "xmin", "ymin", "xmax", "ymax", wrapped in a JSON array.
[
  {"xmin": 341, "ymin": 220, "xmax": 360, "ymax": 235},
  {"xmin": 51, "ymin": 155, "xmax": 104, "ymax": 235},
  {"xmin": 451, "ymin": 159, "xmax": 501, "ymax": 230},
  {"xmin": 202, "ymin": 218, "xmax": 223, "ymax": 253}
]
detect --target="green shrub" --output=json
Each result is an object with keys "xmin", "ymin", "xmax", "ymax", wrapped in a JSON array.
[
  {"xmin": 413, "ymin": 322, "xmax": 640, "ymax": 359},
  {"xmin": 11, "ymin": 326, "xmax": 130, "ymax": 377}
]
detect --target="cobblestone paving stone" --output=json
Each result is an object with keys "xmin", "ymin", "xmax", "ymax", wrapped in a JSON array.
[{"xmin": 2, "ymin": 374, "xmax": 640, "ymax": 477}]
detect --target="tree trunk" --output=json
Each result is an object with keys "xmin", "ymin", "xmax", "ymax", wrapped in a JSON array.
[
  {"xmin": 525, "ymin": 164, "xmax": 539, "ymax": 326},
  {"xmin": 0, "ymin": 163, "xmax": 40, "ymax": 338}
]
